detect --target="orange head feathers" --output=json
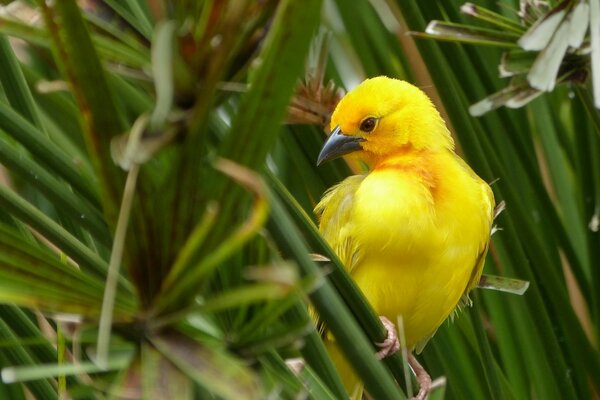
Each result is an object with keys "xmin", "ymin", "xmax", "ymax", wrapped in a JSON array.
[{"xmin": 317, "ymin": 76, "xmax": 454, "ymax": 167}]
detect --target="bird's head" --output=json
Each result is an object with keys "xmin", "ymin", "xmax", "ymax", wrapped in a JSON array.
[{"xmin": 317, "ymin": 76, "xmax": 454, "ymax": 167}]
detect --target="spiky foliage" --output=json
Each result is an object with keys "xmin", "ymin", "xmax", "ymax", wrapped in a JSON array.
[{"xmin": 0, "ymin": 1, "xmax": 597, "ymax": 400}]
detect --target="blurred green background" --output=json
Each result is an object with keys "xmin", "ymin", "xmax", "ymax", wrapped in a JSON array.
[{"xmin": 0, "ymin": 0, "xmax": 597, "ymax": 399}]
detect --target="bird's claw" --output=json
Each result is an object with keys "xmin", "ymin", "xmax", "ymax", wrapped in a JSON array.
[
  {"xmin": 409, "ymin": 353, "xmax": 432, "ymax": 400},
  {"xmin": 375, "ymin": 316, "xmax": 400, "ymax": 359},
  {"xmin": 372, "ymin": 317, "xmax": 432, "ymax": 399}
]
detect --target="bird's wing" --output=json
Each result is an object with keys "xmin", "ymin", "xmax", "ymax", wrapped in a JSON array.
[
  {"xmin": 468, "ymin": 182, "xmax": 495, "ymax": 289},
  {"xmin": 451, "ymin": 155, "xmax": 496, "ymax": 294},
  {"xmin": 314, "ymin": 174, "xmax": 366, "ymax": 273},
  {"xmin": 415, "ymin": 175, "xmax": 495, "ymax": 354},
  {"xmin": 458, "ymin": 175, "xmax": 496, "ymax": 310},
  {"xmin": 312, "ymin": 174, "xmax": 365, "ymax": 338}
]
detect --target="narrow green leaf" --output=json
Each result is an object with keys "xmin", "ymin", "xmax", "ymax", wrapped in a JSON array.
[
  {"xmin": 141, "ymin": 343, "xmax": 193, "ymax": 400},
  {"xmin": 108, "ymin": 74, "xmax": 153, "ymax": 116},
  {"xmin": 40, "ymin": 0, "xmax": 127, "ymax": 223},
  {"xmin": 469, "ymin": 83, "xmax": 542, "ymax": 116},
  {"xmin": 478, "ymin": 274, "xmax": 530, "ymax": 295},
  {"xmin": 0, "ymin": 35, "xmax": 43, "ymax": 128},
  {"xmin": 0, "ymin": 354, "xmax": 25, "ymax": 400},
  {"xmin": 0, "ymin": 136, "xmax": 109, "ymax": 245},
  {"xmin": 0, "ymin": 17, "xmax": 50, "ymax": 51},
  {"xmin": 0, "ymin": 16, "xmax": 150, "ymax": 69},
  {"xmin": 155, "ymin": 160, "xmax": 269, "ymax": 312},
  {"xmin": 299, "ymin": 365, "xmax": 339, "ymax": 400},
  {"xmin": 469, "ymin": 300, "xmax": 504, "ymax": 400},
  {"xmin": 149, "ymin": 21, "xmax": 176, "ymax": 131},
  {"xmin": 1, "ymin": 354, "xmax": 130, "ymax": 383},
  {"xmin": 0, "ymin": 319, "xmax": 57, "ymax": 400},
  {"xmin": 591, "ymin": 0, "xmax": 600, "ymax": 108},
  {"xmin": 92, "ymin": 33, "xmax": 151, "ymax": 69},
  {"xmin": 416, "ymin": 20, "xmax": 520, "ymax": 47},
  {"xmin": 84, "ymin": 11, "xmax": 150, "ymax": 57},
  {"xmin": 102, "ymin": 0, "xmax": 153, "ymax": 38},
  {"xmin": 0, "ymin": 305, "xmax": 86, "ymax": 393},
  {"xmin": 0, "ymin": 102, "xmax": 100, "ymax": 207},
  {"xmin": 56, "ymin": 321, "xmax": 65, "ymax": 397},
  {"xmin": 152, "ymin": 334, "xmax": 262, "ymax": 400},
  {"xmin": 122, "ymin": 0, "xmax": 154, "ymax": 34},
  {"xmin": 529, "ymin": 97, "xmax": 589, "ymax": 264},
  {"xmin": 574, "ymin": 88, "xmax": 600, "ymax": 357},
  {"xmin": 499, "ymin": 51, "xmax": 536, "ymax": 78},
  {"xmin": 258, "ymin": 352, "xmax": 306, "ymax": 398},
  {"xmin": 281, "ymin": 303, "xmax": 348, "ymax": 399},
  {"xmin": 0, "ymin": 238, "xmax": 105, "ymax": 299},
  {"xmin": 0, "ymin": 256, "xmax": 134, "ymax": 318},
  {"xmin": 0, "ymin": 185, "xmax": 135, "ymax": 297},
  {"xmin": 234, "ymin": 268, "xmax": 320, "ymax": 342},
  {"xmin": 97, "ymin": 165, "xmax": 140, "ymax": 366},
  {"xmin": 153, "ymin": 282, "xmax": 298, "ymax": 331},
  {"xmin": 460, "ymin": 3, "xmax": 525, "ymax": 34},
  {"xmin": 217, "ymin": 0, "xmax": 322, "ymax": 168},
  {"xmin": 332, "ymin": 0, "xmax": 413, "ymax": 79}
]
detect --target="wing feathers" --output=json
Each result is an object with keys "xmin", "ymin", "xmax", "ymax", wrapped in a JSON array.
[{"xmin": 315, "ymin": 175, "xmax": 366, "ymax": 272}]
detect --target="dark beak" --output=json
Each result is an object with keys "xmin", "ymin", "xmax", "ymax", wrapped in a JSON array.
[{"xmin": 317, "ymin": 126, "xmax": 364, "ymax": 166}]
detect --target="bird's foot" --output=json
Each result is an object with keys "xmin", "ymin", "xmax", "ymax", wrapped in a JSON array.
[
  {"xmin": 375, "ymin": 316, "xmax": 400, "ymax": 359},
  {"xmin": 408, "ymin": 353, "xmax": 432, "ymax": 400}
]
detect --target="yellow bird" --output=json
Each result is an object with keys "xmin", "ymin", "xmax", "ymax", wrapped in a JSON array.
[{"xmin": 315, "ymin": 76, "xmax": 494, "ymax": 398}]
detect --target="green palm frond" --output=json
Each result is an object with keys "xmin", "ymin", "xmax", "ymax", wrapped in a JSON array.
[
  {"xmin": 414, "ymin": 0, "xmax": 598, "ymax": 115},
  {"xmin": 0, "ymin": 1, "xmax": 595, "ymax": 399}
]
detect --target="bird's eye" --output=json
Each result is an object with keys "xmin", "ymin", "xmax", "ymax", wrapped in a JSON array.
[{"xmin": 360, "ymin": 117, "xmax": 377, "ymax": 133}]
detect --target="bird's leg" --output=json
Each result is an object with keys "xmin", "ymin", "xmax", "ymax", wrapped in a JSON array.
[
  {"xmin": 375, "ymin": 316, "xmax": 400, "ymax": 359},
  {"xmin": 373, "ymin": 317, "xmax": 431, "ymax": 399},
  {"xmin": 408, "ymin": 353, "xmax": 432, "ymax": 400}
]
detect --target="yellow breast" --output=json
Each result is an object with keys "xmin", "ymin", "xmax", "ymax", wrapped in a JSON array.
[{"xmin": 320, "ymin": 149, "xmax": 494, "ymax": 349}]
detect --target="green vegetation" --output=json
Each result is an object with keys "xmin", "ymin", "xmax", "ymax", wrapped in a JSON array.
[{"xmin": 0, "ymin": 1, "xmax": 596, "ymax": 399}]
